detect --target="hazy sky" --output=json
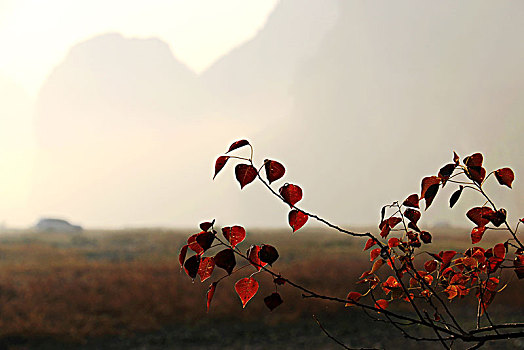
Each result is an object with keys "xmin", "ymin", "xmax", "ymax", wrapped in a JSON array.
[{"xmin": 0, "ymin": 0, "xmax": 277, "ymax": 96}]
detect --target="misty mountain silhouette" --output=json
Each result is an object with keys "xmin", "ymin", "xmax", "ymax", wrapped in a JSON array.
[{"xmin": 32, "ymin": 1, "xmax": 523, "ymax": 228}]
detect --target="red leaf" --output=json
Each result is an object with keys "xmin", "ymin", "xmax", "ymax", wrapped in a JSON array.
[
  {"xmin": 279, "ymin": 184, "xmax": 303, "ymax": 207},
  {"xmin": 246, "ymin": 245, "xmax": 267, "ymax": 271},
  {"xmin": 421, "ymin": 176, "xmax": 440, "ymax": 210},
  {"xmin": 439, "ymin": 251, "xmax": 457, "ymax": 272},
  {"xmin": 288, "ymin": 210, "xmax": 308, "ymax": 232},
  {"xmin": 483, "ymin": 209, "xmax": 507, "ymax": 227},
  {"xmin": 424, "ymin": 260, "xmax": 437, "ymax": 273},
  {"xmin": 466, "ymin": 207, "xmax": 494, "ymax": 227},
  {"xmin": 471, "ymin": 226, "xmax": 486, "ymax": 244},
  {"xmin": 493, "ymin": 243, "xmax": 506, "ymax": 259},
  {"xmin": 375, "ymin": 299, "xmax": 389, "ymax": 310},
  {"xmin": 235, "ymin": 277, "xmax": 259, "ymax": 308},
  {"xmin": 494, "ymin": 168, "xmax": 514, "ymax": 188},
  {"xmin": 227, "ymin": 139, "xmax": 250, "ymax": 153},
  {"xmin": 449, "ymin": 186, "xmax": 463, "ymax": 208},
  {"xmin": 420, "ymin": 231, "xmax": 432, "ymax": 244},
  {"xmin": 259, "ymin": 244, "xmax": 279, "ymax": 265},
  {"xmin": 467, "ymin": 166, "xmax": 486, "ymax": 184},
  {"xmin": 403, "ymin": 194, "xmax": 420, "ymax": 208},
  {"xmin": 364, "ymin": 238, "xmax": 378, "ymax": 251},
  {"xmin": 486, "ymin": 277, "xmax": 499, "ymax": 292},
  {"xmin": 198, "ymin": 257, "xmax": 215, "ymax": 282},
  {"xmin": 213, "ymin": 156, "xmax": 229, "ymax": 179},
  {"xmin": 206, "ymin": 282, "xmax": 217, "ymax": 312},
  {"xmin": 514, "ymin": 255, "xmax": 524, "ymax": 279},
  {"xmin": 371, "ymin": 259, "xmax": 385, "ymax": 274},
  {"xmin": 264, "ymin": 292, "xmax": 283, "ymax": 311},
  {"xmin": 187, "ymin": 234, "xmax": 204, "ymax": 255},
  {"xmin": 274, "ymin": 277, "xmax": 286, "ymax": 285},
  {"xmin": 196, "ymin": 231, "xmax": 215, "ymax": 252},
  {"xmin": 388, "ymin": 238, "xmax": 400, "ymax": 248},
  {"xmin": 184, "ymin": 255, "xmax": 201, "ymax": 279},
  {"xmin": 179, "ymin": 244, "xmax": 188, "ymax": 267},
  {"xmin": 222, "ymin": 225, "xmax": 246, "ymax": 248},
  {"xmin": 199, "ymin": 220, "xmax": 214, "ymax": 232},
  {"xmin": 464, "ymin": 153, "xmax": 483, "ymax": 167},
  {"xmin": 370, "ymin": 248, "xmax": 381, "ymax": 261},
  {"xmin": 214, "ymin": 249, "xmax": 236, "ymax": 275},
  {"xmin": 404, "ymin": 209, "xmax": 421, "ymax": 224},
  {"xmin": 345, "ymin": 292, "xmax": 362, "ymax": 307},
  {"xmin": 438, "ymin": 163, "xmax": 456, "ymax": 186},
  {"xmin": 453, "ymin": 151, "xmax": 460, "ymax": 165},
  {"xmin": 235, "ymin": 164, "xmax": 257, "ymax": 189},
  {"xmin": 264, "ymin": 159, "xmax": 285, "ymax": 184}
]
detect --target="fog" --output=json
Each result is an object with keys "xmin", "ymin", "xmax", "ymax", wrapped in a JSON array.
[{"xmin": 1, "ymin": 0, "xmax": 523, "ymax": 230}]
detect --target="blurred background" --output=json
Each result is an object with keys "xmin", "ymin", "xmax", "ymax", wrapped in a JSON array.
[{"xmin": 0, "ymin": 1, "xmax": 523, "ymax": 348}]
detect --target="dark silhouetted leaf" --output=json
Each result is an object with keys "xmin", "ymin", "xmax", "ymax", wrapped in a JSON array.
[
  {"xmin": 421, "ymin": 176, "xmax": 440, "ymax": 210},
  {"xmin": 420, "ymin": 231, "xmax": 432, "ymax": 244},
  {"xmin": 214, "ymin": 249, "xmax": 236, "ymax": 275},
  {"xmin": 196, "ymin": 231, "xmax": 215, "ymax": 252},
  {"xmin": 200, "ymin": 220, "xmax": 215, "ymax": 232},
  {"xmin": 247, "ymin": 245, "xmax": 267, "ymax": 271},
  {"xmin": 404, "ymin": 208, "xmax": 421, "ymax": 224},
  {"xmin": 279, "ymin": 183, "xmax": 303, "ymax": 207},
  {"xmin": 471, "ymin": 226, "xmax": 486, "ymax": 244},
  {"xmin": 403, "ymin": 194, "xmax": 419, "ymax": 208},
  {"xmin": 213, "ymin": 156, "xmax": 230, "ymax": 179},
  {"xmin": 274, "ymin": 277, "xmax": 286, "ymax": 285},
  {"xmin": 227, "ymin": 139, "xmax": 250, "ymax": 153},
  {"xmin": 364, "ymin": 238, "xmax": 378, "ymax": 251},
  {"xmin": 288, "ymin": 209, "xmax": 308, "ymax": 232},
  {"xmin": 449, "ymin": 185, "xmax": 463, "ymax": 208},
  {"xmin": 184, "ymin": 255, "xmax": 201, "ymax": 279},
  {"xmin": 438, "ymin": 163, "xmax": 456, "ymax": 186},
  {"xmin": 464, "ymin": 153, "xmax": 483, "ymax": 167},
  {"xmin": 235, "ymin": 164, "xmax": 257, "ymax": 189},
  {"xmin": 466, "ymin": 207, "xmax": 494, "ymax": 227},
  {"xmin": 345, "ymin": 292, "xmax": 362, "ymax": 307},
  {"xmin": 179, "ymin": 244, "xmax": 188, "ymax": 267},
  {"xmin": 235, "ymin": 277, "xmax": 259, "ymax": 308},
  {"xmin": 207, "ymin": 282, "xmax": 217, "ymax": 312},
  {"xmin": 187, "ymin": 234, "xmax": 204, "ymax": 255},
  {"xmin": 259, "ymin": 244, "xmax": 279, "ymax": 265},
  {"xmin": 264, "ymin": 159, "xmax": 285, "ymax": 184},
  {"xmin": 483, "ymin": 208, "xmax": 506, "ymax": 227},
  {"xmin": 514, "ymin": 255, "xmax": 524, "ymax": 279},
  {"xmin": 222, "ymin": 225, "xmax": 246, "ymax": 248},
  {"xmin": 264, "ymin": 292, "xmax": 283, "ymax": 311},
  {"xmin": 408, "ymin": 222, "xmax": 420, "ymax": 232},
  {"xmin": 494, "ymin": 168, "xmax": 514, "ymax": 188},
  {"xmin": 198, "ymin": 257, "xmax": 215, "ymax": 282}
]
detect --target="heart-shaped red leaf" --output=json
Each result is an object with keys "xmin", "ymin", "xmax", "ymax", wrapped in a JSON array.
[
  {"xmin": 483, "ymin": 209, "xmax": 507, "ymax": 227},
  {"xmin": 196, "ymin": 231, "xmax": 215, "ymax": 252},
  {"xmin": 466, "ymin": 166, "xmax": 486, "ymax": 185},
  {"xmin": 464, "ymin": 153, "xmax": 483, "ymax": 167},
  {"xmin": 421, "ymin": 176, "xmax": 440, "ymax": 210},
  {"xmin": 288, "ymin": 209, "xmax": 308, "ymax": 232},
  {"xmin": 264, "ymin": 159, "xmax": 285, "ymax": 184},
  {"xmin": 247, "ymin": 245, "xmax": 267, "ymax": 271},
  {"xmin": 363, "ymin": 238, "xmax": 378, "ymax": 251},
  {"xmin": 235, "ymin": 164, "xmax": 257, "ymax": 189},
  {"xmin": 466, "ymin": 207, "xmax": 494, "ymax": 227},
  {"xmin": 471, "ymin": 226, "xmax": 486, "ymax": 244},
  {"xmin": 388, "ymin": 238, "xmax": 400, "ymax": 248},
  {"xmin": 259, "ymin": 244, "xmax": 279, "ymax": 265},
  {"xmin": 179, "ymin": 244, "xmax": 189, "ymax": 268},
  {"xmin": 198, "ymin": 257, "xmax": 215, "ymax": 282},
  {"xmin": 494, "ymin": 168, "xmax": 514, "ymax": 188},
  {"xmin": 207, "ymin": 282, "xmax": 217, "ymax": 312},
  {"xmin": 199, "ymin": 220, "xmax": 215, "ymax": 232},
  {"xmin": 345, "ymin": 292, "xmax": 362, "ymax": 307},
  {"xmin": 370, "ymin": 248, "xmax": 381, "ymax": 261},
  {"xmin": 264, "ymin": 292, "xmax": 283, "ymax": 311},
  {"xmin": 404, "ymin": 209, "xmax": 421, "ymax": 224},
  {"xmin": 214, "ymin": 249, "xmax": 236, "ymax": 275},
  {"xmin": 493, "ymin": 243, "xmax": 506, "ymax": 259},
  {"xmin": 222, "ymin": 225, "xmax": 246, "ymax": 248},
  {"xmin": 213, "ymin": 156, "xmax": 230, "ymax": 179},
  {"xmin": 187, "ymin": 234, "xmax": 204, "ymax": 255},
  {"xmin": 449, "ymin": 186, "xmax": 463, "ymax": 208},
  {"xmin": 403, "ymin": 194, "xmax": 419, "ymax": 208},
  {"xmin": 424, "ymin": 260, "xmax": 437, "ymax": 273},
  {"xmin": 184, "ymin": 255, "xmax": 201, "ymax": 279},
  {"xmin": 375, "ymin": 299, "xmax": 389, "ymax": 310},
  {"xmin": 420, "ymin": 231, "xmax": 432, "ymax": 244},
  {"xmin": 438, "ymin": 163, "xmax": 456, "ymax": 186},
  {"xmin": 279, "ymin": 183, "xmax": 303, "ymax": 207},
  {"xmin": 235, "ymin": 277, "xmax": 259, "ymax": 308},
  {"xmin": 439, "ymin": 250, "xmax": 457, "ymax": 272},
  {"xmin": 227, "ymin": 139, "xmax": 250, "ymax": 153}
]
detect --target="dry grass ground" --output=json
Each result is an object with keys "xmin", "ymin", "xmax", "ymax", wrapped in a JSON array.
[{"xmin": 0, "ymin": 227, "xmax": 521, "ymax": 349}]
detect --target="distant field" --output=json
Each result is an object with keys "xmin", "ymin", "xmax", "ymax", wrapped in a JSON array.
[{"xmin": 0, "ymin": 227, "xmax": 522, "ymax": 349}]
